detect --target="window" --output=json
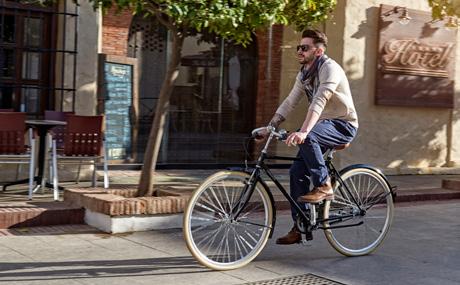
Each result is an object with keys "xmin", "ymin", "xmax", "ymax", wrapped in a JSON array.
[
  {"xmin": 0, "ymin": 4, "xmax": 50, "ymax": 114},
  {"xmin": 165, "ymin": 37, "xmax": 258, "ymax": 163},
  {"xmin": 0, "ymin": 1, "xmax": 78, "ymax": 115}
]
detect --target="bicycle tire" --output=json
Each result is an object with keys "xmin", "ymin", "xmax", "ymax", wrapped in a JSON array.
[
  {"xmin": 323, "ymin": 166, "xmax": 394, "ymax": 256},
  {"xmin": 183, "ymin": 171, "xmax": 273, "ymax": 270}
]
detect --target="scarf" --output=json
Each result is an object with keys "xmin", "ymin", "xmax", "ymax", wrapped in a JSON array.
[{"xmin": 301, "ymin": 55, "xmax": 328, "ymax": 103}]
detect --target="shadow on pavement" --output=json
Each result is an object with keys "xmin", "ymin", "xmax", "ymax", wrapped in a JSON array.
[{"xmin": 0, "ymin": 256, "xmax": 211, "ymax": 282}]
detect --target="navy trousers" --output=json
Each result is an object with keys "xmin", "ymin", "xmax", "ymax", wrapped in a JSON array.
[{"xmin": 289, "ymin": 119, "xmax": 357, "ymax": 221}]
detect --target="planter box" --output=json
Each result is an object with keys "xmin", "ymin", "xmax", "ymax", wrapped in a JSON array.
[{"xmin": 64, "ymin": 185, "xmax": 191, "ymax": 233}]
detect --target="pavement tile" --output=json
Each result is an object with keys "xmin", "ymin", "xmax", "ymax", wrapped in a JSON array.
[
  {"xmin": 121, "ymin": 230, "xmax": 191, "ymax": 256},
  {"xmin": 0, "ymin": 202, "xmax": 458, "ymax": 285}
]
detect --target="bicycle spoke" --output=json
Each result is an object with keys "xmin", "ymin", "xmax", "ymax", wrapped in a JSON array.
[
  {"xmin": 222, "ymin": 184, "xmax": 233, "ymax": 212},
  {"xmin": 224, "ymin": 227, "xmax": 232, "ymax": 263},
  {"xmin": 363, "ymin": 182, "xmax": 379, "ymax": 206},
  {"xmin": 206, "ymin": 225, "xmax": 227, "ymax": 258},
  {"xmin": 232, "ymin": 226, "xmax": 246, "ymax": 260},
  {"xmin": 324, "ymin": 168, "xmax": 393, "ymax": 257},
  {"xmin": 191, "ymin": 219, "xmax": 218, "ymax": 234},
  {"xmin": 199, "ymin": 193, "xmax": 226, "ymax": 216},
  {"xmin": 229, "ymin": 185, "xmax": 239, "ymax": 210},
  {"xmin": 184, "ymin": 172, "xmax": 272, "ymax": 269},
  {"xmin": 209, "ymin": 186, "xmax": 227, "ymax": 215},
  {"xmin": 234, "ymin": 229, "xmax": 251, "ymax": 256},
  {"xmin": 239, "ymin": 202, "xmax": 264, "ymax": 219},
  {"xmin": 195, "ymin": 223, "xmax": 221, "ymax": 244},
  {"xmin": 364, "ymin": 223, "xmax": 382, "ymax": 235},
  {"xmin": 192, "ymin": 209, "xmax": 220, "ymax": 222},
  {"xmin": 214, "ymin": 226, "xmax": 230, "ymax": 262},
  {"xmin": 237, "ymin": 222, "xmax": 263, "ymax": 239},
  {"xmin": 365, "ymin": 191, "xmax": 390, "ymax": 209},
  {"xmin": 333, "ymin": 196, "xmax": 357, "ymax": 209},
  {"xmin": 337, "ymin": 183, "xmax": 354, "ymax": 206},
  {"xmin": 349, "ymin": 177, "xmax": 364, "ymax": 206}
]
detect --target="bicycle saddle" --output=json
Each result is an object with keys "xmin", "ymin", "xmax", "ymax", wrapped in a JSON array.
[{"xmin": 334, "ymin": 143, "xmax": 350, "ymax": 151}]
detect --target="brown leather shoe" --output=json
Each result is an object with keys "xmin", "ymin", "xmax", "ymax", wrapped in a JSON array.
[
  {"xmin": 276, "ymin": 226, "xmax": 301, "ymax": 245},
  {"xmin": 298, "ymin": 180, "xmax": 333, "ymax": 203}
]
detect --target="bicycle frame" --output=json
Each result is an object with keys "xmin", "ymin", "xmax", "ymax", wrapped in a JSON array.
[
  {"xmin": 231, "ymin": 131, "xmax": 368, "ymax": 230},
  {"xmin": 184, "ymin": 128, "xmax": 396, "ymax": 268}
]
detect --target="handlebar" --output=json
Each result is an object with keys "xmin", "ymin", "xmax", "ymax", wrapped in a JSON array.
[{"xmin": 251, "ymin": 126, "xmax": 288, "ymax": 141}]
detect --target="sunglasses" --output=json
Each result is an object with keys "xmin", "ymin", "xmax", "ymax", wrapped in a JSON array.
[{"xmin": 296, "ymin": 44, "xmax": 315, "ymax": 52}]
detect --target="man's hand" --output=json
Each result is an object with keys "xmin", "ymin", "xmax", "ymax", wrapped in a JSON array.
[{"xmin": 285, "ymin": 131, "xmax": 308, "ymax": 147}]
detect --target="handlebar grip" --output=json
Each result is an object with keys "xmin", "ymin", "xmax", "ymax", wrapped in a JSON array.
[
  {"xmin": 251, "ymin": 126, "xmax": 268, "ymax": 138},
  {"xmin": 253, "ymin": 132, "xmax": 265, "ymax": 140},
  {"xmin": 279, "ymin": 132, "xmax": 288, "ymax": 141},
  {"xmin": 250, "ymin": 126, "xmax": 288, "ymax": 140}
]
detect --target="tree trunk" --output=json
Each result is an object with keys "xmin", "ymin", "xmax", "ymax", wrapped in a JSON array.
[{"xmin": 137, "ymin": 32, "xmax": 184, "ymax": 197}]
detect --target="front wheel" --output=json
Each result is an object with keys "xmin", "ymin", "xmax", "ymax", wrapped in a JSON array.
[
  {"xmin": 323, "ymin": 167, "xmax": 394, "ymax": 256},
  {"xmin": 183, "ymin": 171, "xmax": 273, "ymax": 270}
]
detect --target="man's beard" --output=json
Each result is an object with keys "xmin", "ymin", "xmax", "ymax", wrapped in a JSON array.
[{"xmin": 299, "ymin": 53, "xmax": 317, "ymax": 66}]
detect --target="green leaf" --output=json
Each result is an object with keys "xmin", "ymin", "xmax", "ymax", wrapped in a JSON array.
[{"xmin": 82, "ymin": 0, "xmax": 337, "ymax": 45}]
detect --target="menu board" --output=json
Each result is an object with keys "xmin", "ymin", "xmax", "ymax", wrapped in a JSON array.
[{"xmin": 104, "ymin": 62, "xmax": 133, "ymax": 160}]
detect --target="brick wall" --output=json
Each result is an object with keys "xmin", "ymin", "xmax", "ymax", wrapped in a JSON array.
[
  {"xmin": 101, "ymin": 7, "xmax": 133, "ymax": 56},
  {"xmin": 255, "ymin": 25, "xmax": 284, "ymax": 127}
]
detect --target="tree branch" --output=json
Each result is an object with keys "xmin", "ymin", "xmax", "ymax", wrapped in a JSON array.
[{"xmin": 144, "ymin": 0, "xmax": 176, "ymax": 32}]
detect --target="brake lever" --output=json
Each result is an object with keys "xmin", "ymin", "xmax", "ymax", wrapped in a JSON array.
[{"xmin": 278, "ymin": 129, "xmax": 288, "ymax": 141}]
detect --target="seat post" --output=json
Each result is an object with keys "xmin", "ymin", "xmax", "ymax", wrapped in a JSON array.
[{"xmin": 326, "ymin": 149, "xmax": 336, "ymax": 161}]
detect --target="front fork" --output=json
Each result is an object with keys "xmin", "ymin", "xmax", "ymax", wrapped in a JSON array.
[{"xmin": 231, "ymin": 167, "xmax": 260, "ymax": 221}]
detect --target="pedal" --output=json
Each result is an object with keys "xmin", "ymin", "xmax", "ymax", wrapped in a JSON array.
[{"xmin": 301, "ymin": 238, "xmax": 312, "ymax": 246}]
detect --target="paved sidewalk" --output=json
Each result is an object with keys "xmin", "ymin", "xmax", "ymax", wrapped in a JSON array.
[{"xmin": 0, "ymin": 201, "xmax": 459, "ymax": 285}]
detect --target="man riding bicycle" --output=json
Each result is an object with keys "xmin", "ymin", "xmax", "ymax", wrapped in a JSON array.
[{"xmin": 260, "ymin": 29, "xmax": 359, "ymax": 245}]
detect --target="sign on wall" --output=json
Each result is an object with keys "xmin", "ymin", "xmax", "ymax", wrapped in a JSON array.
[
  {"xmin": 376, "ymin": 4, "xmax": 457, "ymax": 108},
  {"xmin": 99, "ymin": 55, "xmax": 138, "ymax": 161}
]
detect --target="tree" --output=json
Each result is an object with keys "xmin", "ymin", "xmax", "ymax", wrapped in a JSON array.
[
  {"xmin": 428, "ymin": 0, "xmax": 460, "ymax": 26},
  {"xmin": 87, "ymin": 0, "xmax": 336, "ymax": 196}
]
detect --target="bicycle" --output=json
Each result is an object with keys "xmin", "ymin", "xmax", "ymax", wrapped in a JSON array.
[{"xmin": 183, "ymin": 126, "xmax": 395, "ymax": 270}]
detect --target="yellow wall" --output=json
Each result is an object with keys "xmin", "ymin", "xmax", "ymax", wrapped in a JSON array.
[
  {"xmin": 56, "ymin": 0, "xmax": 99, "ymax": 115},
  {"xmin": 278, "ymin": 0, "xmax": 460, "ymax": 173}
]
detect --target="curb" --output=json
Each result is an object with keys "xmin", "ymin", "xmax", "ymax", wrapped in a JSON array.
[{"xmin": 0, "ymin": 204, "xmax": 84, "ymax": 229}]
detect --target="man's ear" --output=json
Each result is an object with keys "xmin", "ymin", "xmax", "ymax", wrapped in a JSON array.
[{"xmin": 315, "ymin": 47, "xmax": 325, "ymax": 57}]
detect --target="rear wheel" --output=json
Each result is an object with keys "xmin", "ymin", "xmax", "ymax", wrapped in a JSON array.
[
  {"xmin": 323, "ymin": 167, "xmax": 394, "ymax": 256},
  {"xmin": 183, "ymin": 171, "xmax": 273, "ymax": 270}
]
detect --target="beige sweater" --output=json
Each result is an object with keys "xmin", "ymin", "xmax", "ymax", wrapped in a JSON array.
[{"xmin": 276, "ymin": 58, "xmax": 359, "ymax": 128}]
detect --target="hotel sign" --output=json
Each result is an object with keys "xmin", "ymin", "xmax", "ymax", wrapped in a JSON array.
[
  {"xmin": 376, "ymin": 5, "xmax": 456, "ymax": 108},
  {"xmin": 382, "ymin": 39, "xmax": 454, "ymax": 77}
]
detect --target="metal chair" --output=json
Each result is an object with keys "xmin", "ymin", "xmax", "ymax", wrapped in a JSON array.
[
  {"xmin": 0, "ymin": 112, "xmax": 36, "ymax": 199},
  {"xmin": 2, "ymin": 109, "xmax": 26, "ymax": 180},
  {"xmin": 50, "ymin": 115, "xmax": 109, "ymax": 193},
  {"xmin": 44, "ymin": 110, "xmax": 74, "ymax": 149},
  {"xmin": 45, "ymin": 110, "xmax": 74, "ymax": 182}
]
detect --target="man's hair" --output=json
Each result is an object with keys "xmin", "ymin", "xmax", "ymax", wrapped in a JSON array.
[{"xmin": 301, "ymin": 29, "xmax": 328, "ymax": 48}]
